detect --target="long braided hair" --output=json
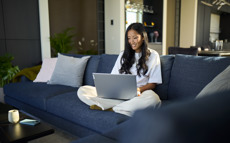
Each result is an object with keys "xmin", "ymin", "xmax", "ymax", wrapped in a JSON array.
[{"xmin": 119, "ymin": 23, "xmax": 150, "ymax": 76}]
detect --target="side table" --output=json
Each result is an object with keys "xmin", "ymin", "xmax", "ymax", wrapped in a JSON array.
[{"xmin": 0, "ymin": 103, "xmax": 54, "ymax": 143}]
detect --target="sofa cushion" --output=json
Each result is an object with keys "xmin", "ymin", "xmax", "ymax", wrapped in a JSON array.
[
  {"xmin": 83, "ymin": 55, "xmax": 101, "ymax": 86},
  {"xmin": 65, "ymin": 54, "xmax": 101, "ymax": 86},
  {"xmin": 168, "ymin": 55, "xmax": 230, "ymax": 100},
  {"xmin": 196, "ymin": 65, "xmax": 230, "ymax": 99},
  {"xmin": 97, "ymin": 54, "xmax": 118, "ymax": 73},
  {"xmin": 48, "ymin": 53, "xmax": 90, "ymax": 87},
  {"xmin": 4, "ymin": 82, "xmax": 77, "ymax": 110},
  {"xmin": 33, "ymin": 57, "xmax": 57, "ymax": 82},
  {"xmin": 154, "ymin": 55, "xmax": 174, "ymax": 100},
  {"xmin": 119, "ymin": 92, "xmax": 230, "ymax": 143},
  {"xmin": 46, "ymin": 91, "xmax": 129, "ymax": 133}
]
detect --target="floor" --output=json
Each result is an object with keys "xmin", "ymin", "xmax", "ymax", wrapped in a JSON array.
[{"xmin": 28, "ymin": 125, "xmax": 78, "ymax": 143}]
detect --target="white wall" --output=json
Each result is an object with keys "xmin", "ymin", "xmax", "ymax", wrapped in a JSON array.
[
  {"xmin": 162, "ymin": 0, "xmax": 176, "ymax": 55},
  {"xmin": 105, "ymin": 0, "xmax": 125, "ymax": 54},
  {"xmin": 179, "ymin": 0, "xmax": 198, "ymax": 47},
  {"xmin": 38, "ymin": 0, "xmax": 51, "ymax": 59},
  {"xmin": 162, "ymin": 0, "xmax": 167, "ymax": 55}
]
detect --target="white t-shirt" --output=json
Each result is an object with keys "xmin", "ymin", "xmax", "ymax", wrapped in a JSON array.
[{"xmin": 111, "ymin": 49, "xmax": 162, "ymax": 88}]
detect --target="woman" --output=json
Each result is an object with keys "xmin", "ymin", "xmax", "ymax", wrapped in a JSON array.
[{"xmin": 78, "ymin": 23, "xmax": 162, "ymax": 116}]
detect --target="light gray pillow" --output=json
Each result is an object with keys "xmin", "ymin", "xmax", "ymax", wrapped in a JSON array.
[
  {"xmin": 196, "ymin": 65, "xmax": 230, "ymax": 99},
  {"xmin": 48, "ymin": 53, "xmax": 90, "ymax": 87}
]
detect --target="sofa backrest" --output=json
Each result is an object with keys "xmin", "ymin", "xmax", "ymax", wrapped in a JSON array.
[
  {"xmin": 81, "ymin": 54, "xmax": 118, "ymax": 86},
  {"xmin": 84, "ymin": 54, "xmax": 118, "ymax": 86},
  {"xmin": 86, "ymin": 54, "xmax": 175, "ymax": 101},
  {"xmin": 81, "ymin": 54, "xmax": 175, "ymax": 100},
  {"xmin": 83, "ymin": 55, "xmax": 101, "ymax": 86},
  {"xmin": 67, "ymin": 53, "xmax": 230, "ymax": 102},
  {"xmin": 97, "ymin": 54, "xmax": 118, "ymax": 73},
  {"xmin": 154, "ymin": 55, "xmax": 175, "ymax": 100},
  {"xmin": 168, "ymin": 54, "xmax": 230, "ymax": 100},
  {"xmin": 67, "ymin": 54, "xmax": 118, "ymax": 86}
]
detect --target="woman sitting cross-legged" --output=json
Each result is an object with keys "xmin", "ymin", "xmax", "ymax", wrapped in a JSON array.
[{"xmin": 77, "ymin": 23, "xmax": 162, "ymax": 116}]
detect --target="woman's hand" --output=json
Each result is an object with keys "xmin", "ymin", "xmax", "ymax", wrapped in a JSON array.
[
  {"xmin": 137, "ymin": 88, "xmax": 141, "ymax": 96},
  {"xmin": 138, "ymin": 83, "xmax": 156, "ymax": 93}
]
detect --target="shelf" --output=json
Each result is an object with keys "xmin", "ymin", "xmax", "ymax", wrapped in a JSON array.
[
  {"xmin": 144, "ymin": 25, "xmax": 154, "ymax": 28},
  {"xmin": 143, "ymin": 11, "xmax": 154, "ymax": 14}
]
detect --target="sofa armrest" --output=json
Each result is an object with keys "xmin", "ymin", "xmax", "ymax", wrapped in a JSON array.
[
  {"xmin": 12, "ymin": 65, "xmax": 41, "ymax": 83},
  {"xmin": 20, "ymin": 76, "xmax": 32, "ymax": 82},
  {"xmin": 119, "ymin": 92, "xmax": 230, "ymax": 143}
]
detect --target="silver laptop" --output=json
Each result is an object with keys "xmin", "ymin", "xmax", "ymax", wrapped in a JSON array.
[{"xmin": 93, "ymin": 73, "xmax": 137, "ymax": 100}]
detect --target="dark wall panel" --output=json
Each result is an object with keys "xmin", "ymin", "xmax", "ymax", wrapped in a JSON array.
[
  {"xmin": 0, "ymin": 0, "xmax": 5, "ymax": 39},
  {"xmin": 3, "ymin": 0, "xmax": 40, "ymax": 39},
  {"xmin": 97, "ymin": 0, "xmax": 105, "ymax": 54},
  {"xmin": 0, "ymin": 40, "xmax": 6, "ymax": 56},
  {"xmin": 6, "ymin": 40, "xmax": 41, "ymax": 69},
  {"xmin": 1, "ymin": 0, "xmax": 41, "ymax": 69},
  {"xmin": 0, "ymin": 0, "xmax": 6, "ymax": 55}
]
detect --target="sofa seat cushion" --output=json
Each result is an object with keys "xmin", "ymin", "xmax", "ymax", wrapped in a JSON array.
[
  {"xmin": 4, "ymin": 82, "xmax": 77, "ymax": 110},
  {"xmin": 46, "ymin": 91, "xmax": 129, "ymax": 133},
  {"xmin": 168, "ymin": 55, "xmax": 230, "ymax": 100}
]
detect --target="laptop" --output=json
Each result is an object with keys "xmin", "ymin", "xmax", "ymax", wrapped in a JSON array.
[{"xmin": 93, "ymin": 73, "xmax": 137, "ymax": 100}]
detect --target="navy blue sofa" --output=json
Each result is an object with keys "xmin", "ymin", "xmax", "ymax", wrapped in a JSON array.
[{"xmin": 3, "ymin": 54, "xmax": 230, "ymax": 142}]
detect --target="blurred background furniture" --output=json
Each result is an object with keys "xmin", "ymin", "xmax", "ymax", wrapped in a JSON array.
[
  {"xmin": 168, "ymin": 47, "xmax": 198, "ymax": 55},
  {"xmin": 198, "ymin": 50, "xmax": 230, "ymax": 57}
]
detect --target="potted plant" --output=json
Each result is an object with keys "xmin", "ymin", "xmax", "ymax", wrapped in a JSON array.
[
  {"xmin": 0, "ymin": 54, "xmax": 20, "ymax": 103},
  {"xmin": 77, "ymin": 38, "xmax": 98, "ymax": 55},
  {"xmin": 50, "ymin": 27, "xmax": 76, "ymax": 57}
]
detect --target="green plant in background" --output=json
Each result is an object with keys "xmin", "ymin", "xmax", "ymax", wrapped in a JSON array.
[
  {"xmin": 50, "ymin": 27, "xmax": 76, "ymax": 57},
  {"xmin": 77, "ymin": 38, "xmax": 98, "ymax": 55},
  {"xmin": 0, "ymin": 54, "xmax": 20, "ymax": 87}
]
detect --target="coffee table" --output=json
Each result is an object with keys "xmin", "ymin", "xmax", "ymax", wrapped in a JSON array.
[{"xmin": 0, "ymin": 103, "xmax": 54, "ymax": 143}]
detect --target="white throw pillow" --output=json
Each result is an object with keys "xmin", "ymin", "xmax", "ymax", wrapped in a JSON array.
[
  {"xmin": 48, "ymin": 53, "xmax": 90, "ymax": 87},
  {"xmin": 33, "ymin": 58, "xmax": 57, "ymax": 82},
  {"xmin": 196, "ymin": 65, "xmax": 230, "ymax": 99}
]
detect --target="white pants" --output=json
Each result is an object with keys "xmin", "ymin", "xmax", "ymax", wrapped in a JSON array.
[{"xmin": 77, "ymin": 85, "xmax": 161, "ymax": 116}]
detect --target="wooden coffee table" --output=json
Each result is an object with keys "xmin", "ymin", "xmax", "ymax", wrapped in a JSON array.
[{"xmin": 0, "ymin": 103, "xmax": 54, "ymax": 143}]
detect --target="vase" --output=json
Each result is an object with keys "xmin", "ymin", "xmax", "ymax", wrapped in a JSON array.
[{"xmin": 150, "ymin": 33, "xmax": 154, "ymax": 42}]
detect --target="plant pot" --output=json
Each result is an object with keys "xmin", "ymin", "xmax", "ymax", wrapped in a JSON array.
[{"xmin": 0, "ymin": 87, "xmax": 5, "ymax": 103}]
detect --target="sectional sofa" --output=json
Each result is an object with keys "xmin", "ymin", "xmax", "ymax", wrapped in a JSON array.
[{"xmin": 3, "ymin": 53, "xmax": 230, "ymax": 142}]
